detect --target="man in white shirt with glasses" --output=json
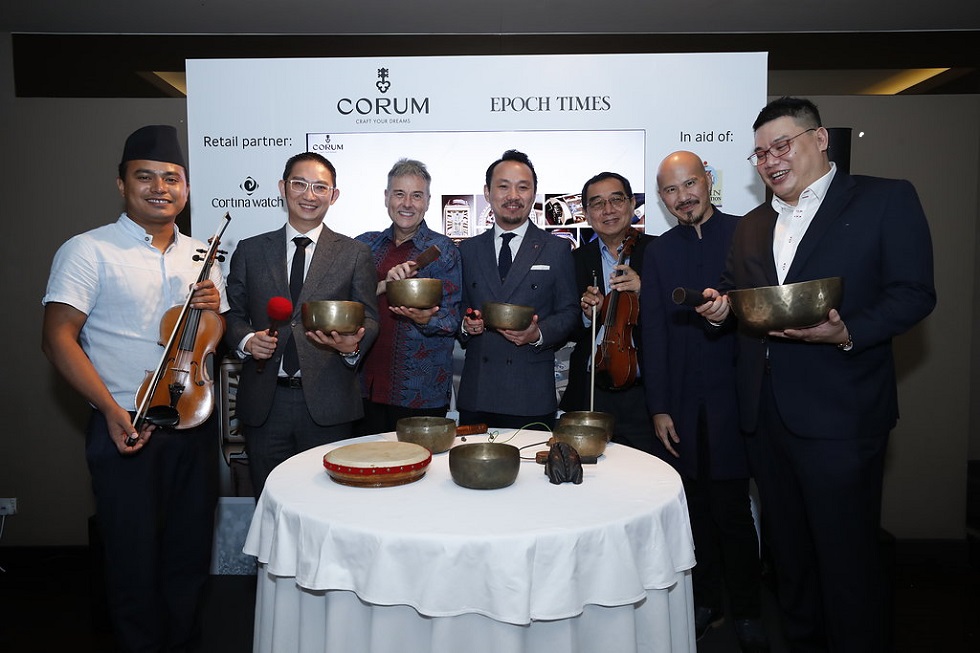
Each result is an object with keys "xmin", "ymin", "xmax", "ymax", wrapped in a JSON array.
[{"xmin": 225, "ymin": 152, "xmax": 379, "ymax": 497}]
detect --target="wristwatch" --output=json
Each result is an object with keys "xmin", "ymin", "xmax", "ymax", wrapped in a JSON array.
[{"xmin": 837, "ymin": 335, "xmax": 853, "ymax": 351}]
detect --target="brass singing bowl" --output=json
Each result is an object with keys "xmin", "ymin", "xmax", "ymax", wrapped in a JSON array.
[
  {"xmin": 482, "ymin": 302, "xmax": 534, "ymax": 331},
  {"xmin": 301, "ymin": 300, "xmax": 365, "ymax": 335},
  {"xmin": 552, "ymin": 423, "xmax": 608, "ymax": 458},
  {"xmin": 386, "ymin": 278, "xmax": 443, "ymax": 309},
  {"xmin": 727, "ymin": 277, "xmax": 843, "ymax": 333},
  {"xmin": 449, "ymin": 442, "xmax": 521, "ymax": 489},
  {"xmin": 558, "ymin": 411, "xmax": 614, "ymax": 442},
  {"xmin": 395, "ymin": 416, "xmax": 457, "ymax": 454}
]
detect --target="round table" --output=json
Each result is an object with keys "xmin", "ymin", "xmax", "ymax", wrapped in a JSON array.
[{"xmin": 244, "ymin": 429, "xmax": 696, "ymax": 653}]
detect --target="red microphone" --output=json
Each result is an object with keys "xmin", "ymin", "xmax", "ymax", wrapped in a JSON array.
[{"xmin": 256, "ymin": 296, "xmax": 293, "ymax": 373}]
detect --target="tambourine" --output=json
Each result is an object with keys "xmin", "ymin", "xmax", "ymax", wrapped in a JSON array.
[{"xmin": 323, "ymin": 441, "xmax": 431, "ymax": 488}]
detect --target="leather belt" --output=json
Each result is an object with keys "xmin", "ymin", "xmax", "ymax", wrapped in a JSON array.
[{"xmin": 277, "ymin": 376, "xmax": 303, "ymax": 389}]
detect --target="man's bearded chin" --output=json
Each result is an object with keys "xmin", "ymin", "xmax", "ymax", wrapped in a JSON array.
[
  {"xmin": 497, "ymin": 206, "xmax": 528, "ymax": 225},
  {"xmin": 675, "ymin": 202, "xmax": 704, "ymax": 226}
]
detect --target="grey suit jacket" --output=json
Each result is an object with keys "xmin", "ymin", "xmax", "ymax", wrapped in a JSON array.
[
  {"xmin": 456, "ymin": 222, "xmax": 578, "ymax": 415},
  {"xmin": 224, "ymin": 225, "xmax": 379, "ymax": 427}
]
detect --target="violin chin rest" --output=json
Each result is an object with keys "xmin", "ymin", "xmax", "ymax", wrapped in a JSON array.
[{"xmin": 145, "ymin": 405, "xmax": 180, "ymax": 428}]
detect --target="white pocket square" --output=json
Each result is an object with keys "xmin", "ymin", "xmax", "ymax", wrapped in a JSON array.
[{"xmin": 530, "ymin": 264, "xmax": 550, "ymax": 271}]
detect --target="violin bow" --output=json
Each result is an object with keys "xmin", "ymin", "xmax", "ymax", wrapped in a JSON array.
[{"xmin": 589, "ymin": 273, "xmax": 598, "ymax": 412}]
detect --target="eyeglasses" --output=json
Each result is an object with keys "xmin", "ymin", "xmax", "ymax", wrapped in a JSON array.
[
  {"xmin": 287, "ymin": 179, "xmax": 336, "ymax": 196},
  {"xmin": 747, "ymin": 128, "xmax": 816, "ymax": 166},
  {"xmin": 586, "ymin": 195, "xmax": 630, "ymax": 211}
]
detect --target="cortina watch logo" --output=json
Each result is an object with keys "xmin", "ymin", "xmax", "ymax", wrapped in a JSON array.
[
  {"xmin": 240, "ymin": 176, "xmax": 259, "ymax": 196},
  {"xmin": 376, "ymin": 68, "xmax": 390, "ymax": 93}
]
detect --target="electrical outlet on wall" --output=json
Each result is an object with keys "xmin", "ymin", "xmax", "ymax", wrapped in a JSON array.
[{"xmin": 0, "ymin": 498, "xmax": 17, "ymax": 516}]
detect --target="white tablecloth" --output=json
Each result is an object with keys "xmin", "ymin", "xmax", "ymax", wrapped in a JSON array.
[{"xmin": 244, "ymin": 429, "xmax": 696, "ymax": 652}]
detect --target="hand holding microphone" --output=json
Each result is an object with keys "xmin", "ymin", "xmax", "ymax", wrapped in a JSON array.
[{"xmin": 256, "ymin": 296, "xmax": 293, "ymax": 373}]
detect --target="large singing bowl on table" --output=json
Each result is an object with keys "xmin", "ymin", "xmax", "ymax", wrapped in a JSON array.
[
  {"xmin": 301, "ymin": 300, "xmax": 364, "ymax": 335},
  {"xmin": 449, "ymin": 442, "xmax": 520, "ymax": 489},
  {"xmin": 482, "ymin": 302, "xmax": 534, "ymax": 331},
  {"xmin": 727, "ymin": 277, "xmax": 843, "ymax": 333},
  {"xmin": 386, "ymin": 278, "xmax": 442, "ymax": 309}
]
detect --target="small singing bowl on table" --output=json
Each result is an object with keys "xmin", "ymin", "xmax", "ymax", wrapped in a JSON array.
[
  {"xmin": 558, "ymin": 411, "xmax": 615, "ymax": 442},
  {"xmin": 301, "ymin": 300, "xmax": 365, "ymax": 335},
  {"xmin": 482, "ymin": 302, "xmax": 534, "ymax": 331},
  {"xmin": 727, "ymin": 277, "xmax": 843, "ymax": 333},
  {"xmin": 395, "ymin": 416, "xmax": 457, "ymax": 454},
  {"xmin": 551, "ymin": 423, "xmax": 608, "ymax": 458},
  {"xmin": 449, "ymin": 442, "xmax": 520, "ymax": 489},
  {"xmin": 386, "ymin": 278, "xmax": 443, "ymax": 309}
]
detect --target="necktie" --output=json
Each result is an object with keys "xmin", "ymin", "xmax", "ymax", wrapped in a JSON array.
[
  {"xmin": 498, "ymin": 232, "xmax": 516, "ymax": 281},
  {"xmin": 283, "ymin": 236, "xmax": 312, "ymax": 376}
]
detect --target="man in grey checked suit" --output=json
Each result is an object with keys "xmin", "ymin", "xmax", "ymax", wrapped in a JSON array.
[
  {"xmin": 225, "ymin": 152, "xmax": 379, "ymax": 497},
  {"xmin": 457, "ymin": 150, "xmax": 578, "ymax": 429}
]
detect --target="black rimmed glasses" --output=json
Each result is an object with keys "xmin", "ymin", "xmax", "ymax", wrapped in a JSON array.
[
  {"xmin": 586, "ymin": 194, "xmax": 630, "ymax": 211},
  {"xmin": 288, "ymin": 179, "xmax": 336, "ymax": 196},
  {"xmin": 748, "ymin": 128, "xmax": 816, "ymax": 166}
]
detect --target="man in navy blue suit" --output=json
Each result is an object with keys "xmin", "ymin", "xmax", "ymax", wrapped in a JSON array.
[
  {"xmin": 456, "ymin": 150, "xmax": 578, "ymax": 429},
  {"xmin": 643, "ymin": 151, "xmax": 767, "ymax": 650},
  {"xmin": 700, "ymin": 97, "xmax": 936, "ymax": 652}
]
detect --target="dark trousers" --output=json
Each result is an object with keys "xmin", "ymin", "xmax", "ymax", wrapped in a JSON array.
[
  {"xmin": 684, "ymin": 476, "xmax": 763, "ymax": 619},
  {"xmin": 244, "ymin": 385, "xmax": 353, "ymax": 498},
  {"xmin": 355, "ymin": 400, "xmax": 450, "ymax": 436},
  {"xmin": 749, "ymin": 377, "xmax": 888, "ymax": 652},
  {"xmin": 592, "ymin": 383, "xmax": 657, "ymax": 454},
  {"xmin": 86, "ymin": 409, "xmax": 218, "ymax": 653},
  {"xmin": 458, "ymin": 409, "xmax": 555, "ymax": 431}
]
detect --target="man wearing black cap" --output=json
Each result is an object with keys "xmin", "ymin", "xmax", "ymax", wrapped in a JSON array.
[{"xmin": 42, "ymin": 125, "xmax": 228, "ymax": 652}]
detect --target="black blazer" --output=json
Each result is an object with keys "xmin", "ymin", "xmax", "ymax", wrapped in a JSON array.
[
  {"xmin": 560, "ymin": 232, "xmax": 655, "ymax": 412},
  {"xmin": 721, "ymin": 172, "xmax": 936, "ymax": 438}
]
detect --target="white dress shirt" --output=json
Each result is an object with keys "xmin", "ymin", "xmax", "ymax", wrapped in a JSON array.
[{"xmin": 772, "ymin": 162, "xmax": 837, "ymax": 284}]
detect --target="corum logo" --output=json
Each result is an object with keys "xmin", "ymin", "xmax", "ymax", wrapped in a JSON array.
[
  {"xmin": 336, "ymin": 67, "xmax": 429, "ymax": 116},
  {"xmin": 376, "ymin": 67, "xmax": 391, "ymax": 94},
  {"xmin": 313, "ymin": 135, "xmax": 344, "ymax": 152},
  {"xmin": 240, "ymin": 176, "xmax": 259, "ymax": 195}
]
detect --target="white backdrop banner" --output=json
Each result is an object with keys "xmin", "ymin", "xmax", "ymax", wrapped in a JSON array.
[{"xmin": 186, "ymin": 53, "xmax": 767, "ymax": 253}]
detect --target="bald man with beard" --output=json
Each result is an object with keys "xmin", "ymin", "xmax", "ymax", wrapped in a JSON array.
[{"xmin": 641, "ymin": 151, "xmax": 768, "ymax": 650}]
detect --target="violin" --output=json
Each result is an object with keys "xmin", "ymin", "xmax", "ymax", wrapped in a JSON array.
[
  {"xmin": 130, "ymin": 213, "xmax": 230, "ymax": 443},
  {"xmin": 594, "ymin": 228, "xmax": 640, "ymax": 391}
]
